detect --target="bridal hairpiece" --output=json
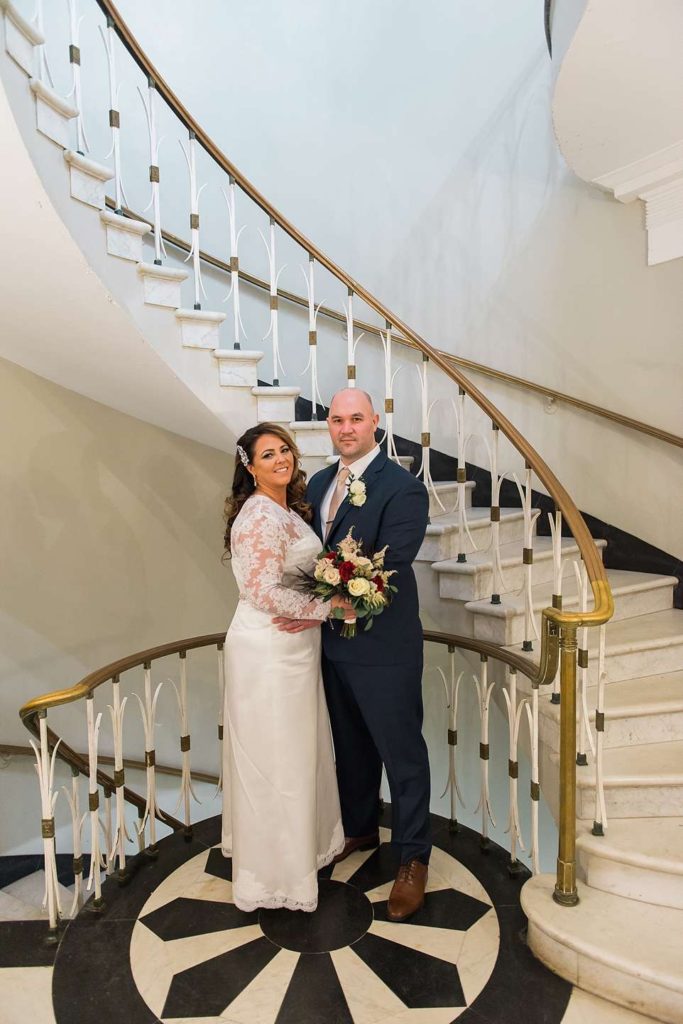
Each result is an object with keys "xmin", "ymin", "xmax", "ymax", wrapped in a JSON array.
[{"xmin": 236, "ymin": 444, "xmax": 249, "ymax": 467}]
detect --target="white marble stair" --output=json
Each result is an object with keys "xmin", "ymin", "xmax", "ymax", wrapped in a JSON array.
[
  {"xmin": 417, "ymin": 506, "xmax": 527, "ymax": 562},
  {"xmin": 574, "ymin": 738, "xmax": 683, "ymax": 820},
  {"xmin": 585, "ymin": 608, "xmax": 683, "ymax": 685},
  {"xmin": 576, "ymin": 817, "xmax": 683, "ymax": 910},
  {"xmin": 0, "ymin": 869, "xmax": 74, "ymax": 920},
  {"xmin": 434, "ymin": 536, "xmax": 606, "ymax": 604},
  {"xmin": 522, "ymin": 875, "xmax": 683, "ymax": 1024},
  {"xmin": 427, "ymin": 480, "xmax": 474, "ymax": 519},
  {"xmin": 536, "ymin": 671, "xmax": 683, "ymax": 756},
  {"xmin": 469, "ymin": 569, "xmax": 677, "ymax": 646}
]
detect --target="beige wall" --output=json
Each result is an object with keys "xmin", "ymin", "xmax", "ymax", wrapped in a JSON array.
[{"xmin": 0, "ymin": 357, "xmax": 237, "ymax": 746}]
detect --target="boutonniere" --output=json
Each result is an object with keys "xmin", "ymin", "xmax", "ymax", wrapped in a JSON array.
[{"xmin": 348, "ymin": 475, "xmax": 367, "ymax": 507}]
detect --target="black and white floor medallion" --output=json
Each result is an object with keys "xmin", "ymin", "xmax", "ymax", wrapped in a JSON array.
[
  {"xmin": 51, "ymin": 813, "xmax": 571, "ymax": 1024},
  {"xmin": 128, "ymin": 827, "xmax": 496, "ymax": 1023}
]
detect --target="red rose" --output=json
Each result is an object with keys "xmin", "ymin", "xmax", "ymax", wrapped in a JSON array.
[
  {"xmin": 372, "ymin": 575, "xmax": 385, "ymax": 592},
  {"xmin": 324, "ymin": 551, "xmax": 337, "ymax": 560},
  {"xmin": 338, "ymin": 561, "xmax": 355, "ymax": 582}
]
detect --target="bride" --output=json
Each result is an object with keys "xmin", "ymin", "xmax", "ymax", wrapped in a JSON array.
[{"xmin": 221, "ymin": 421, "xmax": 349, "ymax": 912}]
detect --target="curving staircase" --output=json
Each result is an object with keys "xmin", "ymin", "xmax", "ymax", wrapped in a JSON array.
[{"xmin": 1, "ymin": 1, "xmax": 682, "ymax": 1021}]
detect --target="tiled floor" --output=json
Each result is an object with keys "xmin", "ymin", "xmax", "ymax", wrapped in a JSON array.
[{"xmin": 0, "ymin": 812, "xmax": 664, "ymax": 1024}]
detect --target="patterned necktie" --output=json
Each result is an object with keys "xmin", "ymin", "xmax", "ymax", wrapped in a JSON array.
[{"xmin": 325, "ymin": 467, "xmax": 350, "ymax": 540}]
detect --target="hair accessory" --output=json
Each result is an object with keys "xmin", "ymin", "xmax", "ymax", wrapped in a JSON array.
[{"xmin": 236, "ymin": 444, "xmax": 249, "ymax": 468}]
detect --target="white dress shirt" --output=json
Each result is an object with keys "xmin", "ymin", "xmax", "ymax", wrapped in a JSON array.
[{"xmin": 320, "ymin": 445, "xmax": 381, "ymax": 535}]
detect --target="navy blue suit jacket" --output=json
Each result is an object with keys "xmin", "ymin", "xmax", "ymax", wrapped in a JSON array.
[{"xmin": 307, "ymin": 451, "xmax": 429, "ymax": 665}]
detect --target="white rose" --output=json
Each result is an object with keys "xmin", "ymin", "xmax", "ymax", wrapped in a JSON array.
[
  {"xmin": 350, "ymin": 492, "xmax": 367, "ymax": 507},
  {"xmin": 348, "ymin": 577, "xmax": 370, "ymax": 597},
  {"xmin": 314, "ymin": 561, "xmax": 327, "ymax": 580},
  {"xmin": 355, "ymin": 556, "xmax": 374, "ymax": 575},
  {"xmin": 348, "ymin": 480, "xmax": 364, "ymax": 495},
  {"xmin": 322, "ymin": 565, "xmax": 341, "ymax": 586}
]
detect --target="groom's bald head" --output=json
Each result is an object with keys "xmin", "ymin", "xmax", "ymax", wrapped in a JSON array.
[{"xmin": 328, "ymin": 388, "xmax": 379, "ymax": 464}]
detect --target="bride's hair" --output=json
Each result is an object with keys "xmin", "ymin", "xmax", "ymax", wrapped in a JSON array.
[{"xmin": 223, "ymin": 422, "xmax": 312, "ymax": 558}]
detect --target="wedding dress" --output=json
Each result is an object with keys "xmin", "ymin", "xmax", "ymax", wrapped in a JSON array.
[{"xmin": 221, "ymin": 494, "xmax": 345, "ymax": 912}]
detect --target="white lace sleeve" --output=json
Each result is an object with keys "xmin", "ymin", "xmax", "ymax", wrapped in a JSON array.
[{"xmin": 232, "ymin": 504, "xmax": 329, "ymax": 621}]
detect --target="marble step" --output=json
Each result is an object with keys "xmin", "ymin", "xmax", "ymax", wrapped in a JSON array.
[
  {"xmin": 574, "ymin": 739, "xmax": 683, "ymax": 820},
  {"xmin": 469, "ymin": 569, "xmax": 676, "ymax": 646},
  {"xmin": 522, "ymin": 875, "xmax": 683, "ymax": 1024},
  {"xmin": 536, "ymin": 670, "xmax": 683, "ymax": 755},
  {"xmin": 427, "ymin": 480, "xmax": 474, "ymax": 519},
  {"xmin": 0, "ymin": 888, "xmax": 46, "ymax": 921},
  {"xmin": 585, "ymin": 608, "xmax": 683, "ymax": 685},
  {"xmin": 417, "ymin": 506, "xmax": 526, "ymax": 562},
  {"xmin": 576, "ymin": 817, "xmax": 683, "ymax": 909},
  {"xmin": 252, "ymin": 385, "xmax": 300, "ymax": 425},
  {"xmin": 434, "ymin": 536, "xmax": 606, "ymax": 603},
  {"xmin": 2, "ymin": 869, "xmax": 73, "ymax": 913}
]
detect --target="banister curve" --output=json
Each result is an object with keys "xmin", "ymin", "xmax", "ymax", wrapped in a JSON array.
[{"xmin": 95, "ymin": 0, "xmax": 612, "ymax": 628}]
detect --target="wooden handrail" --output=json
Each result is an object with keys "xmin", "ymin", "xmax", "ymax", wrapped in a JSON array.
[{"xmin": 108, "ymin": 197, "xmax": 683, "ymax": 453}]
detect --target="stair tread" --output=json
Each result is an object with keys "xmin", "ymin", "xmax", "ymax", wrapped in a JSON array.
[
  {"xmin": 433, "ymin": 535, "xmax": 600, "ymax": 574},
  {"xmin": 522, "ymin": 875, "xmax": 683, "ymax": 991},
  {"xmin": 576, "ymin": 739, "xmax": 683, "ymax": 787},
  {"xmin": 577, "ymin": 817, "xmax": 683, "ymax": 876},
  {"xmin": 586, "ymin": 671, "xmax": 683, "ymax": 717},
  {"xmin": 425, "ymin": 506, "xmax": 525, "ymax": 534},
  {"xmin": 590, "ymin": 607, "xmax": 683, "ymax": 654},
  {"xmin": 467, "ymin": 568, "xmax": 676, "ymax": 617}
]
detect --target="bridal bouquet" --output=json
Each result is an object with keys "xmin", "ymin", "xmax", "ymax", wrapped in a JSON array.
[{"xmin": 301, "ymin": 529, "xmax": 397, "ymax": 638}]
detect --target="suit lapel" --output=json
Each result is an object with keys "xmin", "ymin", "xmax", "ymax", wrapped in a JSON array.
[
  {"xmin": 310, "ymin": 462, "xmax": 337, "ymax": 543},
  {"xmin": 327, "ymin": 450, "xmax": 387, "ymax": 544}
]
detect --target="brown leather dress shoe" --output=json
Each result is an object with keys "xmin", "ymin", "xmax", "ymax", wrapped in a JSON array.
[
  {"xmin": 387, "ymin": 858, "xmax": 428, "ymax": 921},
  {"xmin": 331, "ymin": 832, "xmax": 380, "ymax": 865}
]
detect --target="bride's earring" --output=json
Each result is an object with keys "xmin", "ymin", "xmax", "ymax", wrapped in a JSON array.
[{"xmin": 251, "ymin": 471, "xmax": 258, "ymax": 487}]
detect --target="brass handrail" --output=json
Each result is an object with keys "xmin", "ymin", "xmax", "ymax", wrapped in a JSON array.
[{"xmin": 108, "ymin": 197, "xmax": 683, "ymax": 453}]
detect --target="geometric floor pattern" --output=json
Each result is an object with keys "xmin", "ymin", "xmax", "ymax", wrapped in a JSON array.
[{"xmin": 43, "ymin": 809, "xmax": 572, "ymax": 1024}]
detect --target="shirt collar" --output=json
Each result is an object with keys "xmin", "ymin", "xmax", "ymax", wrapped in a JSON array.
[{"xmin": 338, "ymin": 444, "xmax": 381, "ymax": 481}]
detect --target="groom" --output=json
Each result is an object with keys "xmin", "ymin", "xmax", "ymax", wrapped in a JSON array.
[{"xmin": 276, "ymin": 388, "xmax": 431, "ymax": 921}]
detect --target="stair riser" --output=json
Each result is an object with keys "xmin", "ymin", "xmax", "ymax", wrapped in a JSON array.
[
  {"xmin": 68, "ymin": 165, "xmax": 108, "ymax": 211},
  {"xmin": 428, "ymin": 484, "xmax": 472, "ymax": 519},
  {"xmin": 527, "ymin": 921, "xmax": 683, "ymax": 1024},
  {"xmin": 255, "ymin": 395, "xmax": 297, "ymax": 425},
  {"xmin": 438, "ymin": 551, "xmax": 581, "ymax": 603},
  {"xmin": 540, "ymin": 707, "xmax": 683, "ymax": 755},
  {"xmin": 577, "ymin": 782, "xmax": 683, "ymax": 820},
  {"xmin": 472, "ymin": 583, "xmax": 675, "ymax": 646},
  {"xmin": 141, "ymin": 276, "xmax": 183, "ymax": 309},
  {"xmin": 578, "ymin": 850, "xmax": 683, "ymax": 910},
  {"xmin": 418, "ymin": 516, "xmax": 526, "ymax": 563},
  {"xmin": 591, "ymin": 641, "xmax": 683, "ymax": 685}
]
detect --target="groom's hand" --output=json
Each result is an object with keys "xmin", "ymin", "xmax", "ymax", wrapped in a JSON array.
[{"xmin": 272, "ymin": 616, "xmax": 320, "ymax": 633}]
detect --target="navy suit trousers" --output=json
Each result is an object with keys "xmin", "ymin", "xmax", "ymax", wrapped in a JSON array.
[{"xmin": 322, "ymin": 653, "xmax": 432, "ymax": 865}]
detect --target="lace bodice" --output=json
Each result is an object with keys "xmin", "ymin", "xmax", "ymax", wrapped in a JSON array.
[{"xmin": 230, "ymin": 495, "xmax": 328, "ymax": 621}]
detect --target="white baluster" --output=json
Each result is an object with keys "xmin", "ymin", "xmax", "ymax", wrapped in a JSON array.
[
  {"xmin": 415, "ymin": 354, "xmax": 443, "ymax": 512},
  {"xmin": 61, "ymin": 766, "xmax": 87, "ymax": 917},
  {"xmin": 502, "ymin": 668, "xmax": 528, "ymax": 873},
  {"xmin": 34, "ymin": 0, "xmax": 54, "ymax": 87},
  {"xmin": 380, "ymin": 323, "xmax": 400, "ymax": 460},
  {"xmin": 343, "ymin": 289, "xmax": 364, "ymax": 390},
  {"xmin": 548, "ymin": 510, "xmax": 564, "ymax": 701},
  {"xmin": 473, "ymin": 656, "xmax": 496, "ymax": 848},
  {"xmin": 65, "ymin": 0, "xmax": 88, "ymax": 154},
  {"xmin": 102, "ymin": 786, "xmax": 113, "ymax": 875},
  {"xmin": 99, "ymin": 15, "xmax": 125, "ymax": 212},
  {"xmin": 259, "ymin": 218, "xmax": 287, "ymax": 383},
  {"xmin": 179, "ymin": 130, "xmax": 207, "ymax": 309},
  {"xmin": 489, "ymin": 423, "xmax": 505, "ymax": 603},
  {"xmin": 436, "ymin": 646, "xmax": 466, "ymax": 832},
  {"xmin": 301, "ymin": 256, "xmax": 324, "ymax": 419},
  {"xmin": 137, "ymin": 77, "xmax": 166, "ymax": 264},
  {"xmin": 107, "ymin": 674, "xmax": 131, "ymax": 877},
  {"xmin": 85, "ymin": 696, "xmax": 104, "ymax": 905},
  {"xmin": 221, "ymin": 176, "xmax": 247, "ymax": 348},
  {"xmin": 133, "ymin": 661, "xmax": 163, "ymax": 852},
  {"xmin": 452, "ymin": 391, "xmax": 477, "ymax": 560},
  {"xmin": 171, "ymin": 651, "xmax": 200, "ymax": 834},
  {"xmin": 512, "ymin": 466, "xmax": 540, "ymax": 651},
  {"xmin": 524, "ymin": 685, "xmax": 541, "ymax": 874},
  {"xmin": 29, "ymin": 710, "xmax": 62, "ymax": 936},
  {"xmin": 573, "ymin": 559, "xmax": 596, "ymax": 766},
  {"xmin": 592, "ymin": 624, "xmax": 609, "ymax": 835}
]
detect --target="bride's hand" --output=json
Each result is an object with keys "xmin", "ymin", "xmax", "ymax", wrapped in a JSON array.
[{"xmin": 330, "ymin": 595, "xmax": 356, "ymax": 620}]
